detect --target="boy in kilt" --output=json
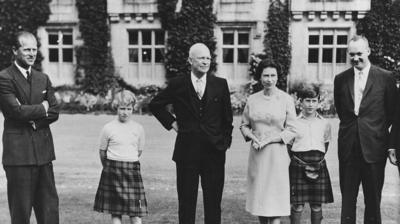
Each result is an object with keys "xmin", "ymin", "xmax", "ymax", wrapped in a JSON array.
[
  {"xmin": 289, "ymin": 83, "xmax": 334, "ymax": 224},
  {"xmin": 94, "ymin": 90, "xmax": 148, "ymax": 224}
]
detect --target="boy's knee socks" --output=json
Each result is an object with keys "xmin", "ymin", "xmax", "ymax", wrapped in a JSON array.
[
  {"xmin": 290, "ymin": 209, "xmax": 302, "ymax": 224},
  {"xmin": 311, "ymin": 210, "xmax": 323, "ymax": 224}
]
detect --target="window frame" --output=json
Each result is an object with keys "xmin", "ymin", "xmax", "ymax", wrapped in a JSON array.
[
  {"xmin": 127, "ymin": 29, "xmax": 165, "ymax": 64},
  {"xmin": 47, "ymin": 29, "xmax": 74, "ymax": 63}
]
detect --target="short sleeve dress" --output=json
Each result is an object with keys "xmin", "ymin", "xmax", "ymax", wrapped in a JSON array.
[{"xmin": 241, "ymin": 89, "xmax": 297, "ymax": 217}]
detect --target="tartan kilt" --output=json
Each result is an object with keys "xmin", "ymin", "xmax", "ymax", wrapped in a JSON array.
[
  {"xmin": 94, "ymin": 159, "xmax": 148, "ymax": 217},
  {"xmin": 289, "ymin": 150, "xmax": 334, "ymax": 204}
]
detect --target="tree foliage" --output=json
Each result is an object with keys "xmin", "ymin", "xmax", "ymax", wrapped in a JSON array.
[
  {"xmin": 0, "ymin": 0, "xmax": 51, "ymax": 71},
  {"xmin": 158, "ymin": 0, "xmax": 217, "ymax": 79},
  {"xmin": 357, "ymin": 0, "xmax": 400, "ymax": 76},
  {"xmin": 264, "ymin": 0, "xmax": 291, "ymax": 91},
  {"xmin": 76, "ymin": 0, "xmax": 115, "ymax": 96}
]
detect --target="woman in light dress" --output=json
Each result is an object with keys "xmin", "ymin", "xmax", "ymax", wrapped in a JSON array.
[{"xmin": 240, "ymin": 60, "xmax": 297, "ymax": 224}]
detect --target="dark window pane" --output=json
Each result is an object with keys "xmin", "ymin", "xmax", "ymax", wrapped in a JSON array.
[
  {"xmin": 223, "ymin": 33, "xmax": 234, "ymax": 45},
  {"xmin": 337, "ymin": 35, "xmax": 348, "ymax": 45},
  {"xmin": 142, "ymin": 31, "xmax": 151, "ymax": 45},
  {"xmin": 62, "ymin": 48, "xmax": 73, "ymax": 62},
  {"xmin": 308, "ymin": 48, "xmax": 318, "ymax": 63},
  {"xmin": 322, "ymin": 48, "xmax": 333, "ymax": 63},
  {"xmin": 238, "ymin": 33, "xmax": 249, "ymax": 45},
  {"xmin": 128, "ymin": 48, "xmax": 138, "ymax": 62},
  {"xmin": 223, "ymin": 48, "xmax": 234, "ymax": 63},
  {"xmin": 309, "ymin": 35, "xmax": 319, "ymax": 45},
  {"xmin": 336, "ymin": 48, "xmax": 347, "ymax": 63},
  {"xmin": 155, "ymin": 30, "xmax": 165, "ymax": 45},
  {"xmin": 63, "ymin": 34, "xmax": 73, "ymax": 45},
  {"xmin": 155, "ymin": 48, "xmax": 165, "ymax": 63},
  {"xmin": 128, "ymin": 31, "xmax": 138, "ymax": 45},
  {"xmin": 238, "ymin": 49, "xmax": 249, "ymax": 63},
  {"xmin": 49, "ymin": 34, "xmax": 58, "ymax": 45},
  {"xmin": 323, "ymin": 35, "xmax": 333, "ymax": 45},
  {"xmin": 49, "ymin": 49, "xmax": 59, "ymax": 62},
  {"xmin": 142, "ymin": 48, "xmax": 152, "ymax": 62}
]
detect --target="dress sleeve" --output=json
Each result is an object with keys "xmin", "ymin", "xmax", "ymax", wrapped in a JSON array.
[
  {"xmin": 239, "ymin": 102, "xmax": 252, "ymax": 142},
  {"xmin": 98, "ymin": 125, "xmax": 110, "ymax": 151},
  {"xmin": 280, "ymin": 95, "xmax": 297, "ymax": 144}
]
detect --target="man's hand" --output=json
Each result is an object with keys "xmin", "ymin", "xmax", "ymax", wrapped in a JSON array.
[
  {"xmin": 388, "ymin": 149, "xmax": 398, "ymax": 166},
  {"xmin": 171, "ymin": 121, "xmax": 179, "ymax": 132}
]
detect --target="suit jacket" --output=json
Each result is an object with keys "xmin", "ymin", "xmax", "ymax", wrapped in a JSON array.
[
  {"xmin": 334, "ymin": 65, "xmax": 397, "ymax": 163},
  {"xmin": 0, "ymin": 64, "xmax": 59, "ymax": 166},
  {"xmin": 389, "ymin": 88, "xmax": 400, "ymax": 162},
  {"xmin": 149, "ymin": 73, "xmax": 233, "ymax": 162}
]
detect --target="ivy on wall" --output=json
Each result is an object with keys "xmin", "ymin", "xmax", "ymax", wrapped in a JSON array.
[
  {"xmin": 76, "ymin": 0, "xmax": 115, "ymax": 96},
  {"xmin": 263, "ymin": 0, "xmax": 291, "ymax": 91},
  {"xmin": 357, "ymin": 0, "xmax": 400, "ymax": 77},
  {"xmin": 0, "ymin": 0, "xmax": 51, "ymax": 71},
  {"xmin": 158, "ymin": 0, "xmax": 217, "ymax": 79}
]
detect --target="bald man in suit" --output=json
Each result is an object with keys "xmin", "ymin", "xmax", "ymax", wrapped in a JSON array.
[{"xmin": 150, "ymin": 43, "xmax": 233, "ymax": 224}]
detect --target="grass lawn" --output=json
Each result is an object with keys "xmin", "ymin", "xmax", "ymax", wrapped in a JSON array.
[{"xmin": 0, "ymin": 114, "xmax": 399, "ymax": 223}]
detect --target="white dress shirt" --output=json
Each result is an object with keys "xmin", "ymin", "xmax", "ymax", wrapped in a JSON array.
[
  {"xmin": 191, "ymin": 72, "xmax": 207, "ymax": 99},
  {"xmin": 14, "ymin": 61, "xmax": 31, "ymax": 79},
  {"xmin": 353, "ymin": 63, "xmax": 371, "ymax": 115}
]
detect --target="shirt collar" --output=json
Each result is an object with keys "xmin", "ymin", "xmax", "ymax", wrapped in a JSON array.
[
  {"xmin": 298, "ymin": 112, "xmax": 322, "ymax": 120},
  {"xmin": 191, "ymin": 72, "xmax": 207, "ymax": 83},
  {"xmin": 354, "ymin": 62, "xmax": 371, "ymax": 78},
  {"xmin": 14, "ymin": 61, "xmax": 31, "ymax": 78}
]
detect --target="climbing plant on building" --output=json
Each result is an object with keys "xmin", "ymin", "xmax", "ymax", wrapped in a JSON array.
[
  {"xmin": 0, "ymin": 0, "xmax": 51, "ymax": 71},
  {"xmin": 158, "ymin": 0, "xmax": 218, "ymax": 79},
  {"xmin": 357, "ymin": 0, "xmax": 400, "ymax": 79},
  {"xmin": 263, "ymin": 0, "xmax": 291, "ymax": 91},
  {"xmin": 76, "ymin": 0, "xmax": 116, "ymax": 96}
]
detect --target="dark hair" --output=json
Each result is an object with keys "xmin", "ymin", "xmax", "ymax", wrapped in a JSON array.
[
  {"xmin": 296, "ymin": 82, "xmax": 321, "ymax": 100},
  {"xmin": 254, "ymin": 60, "xmax": 280, "ymax": 81},
  {"xmin": 12, "ymin": 31, "xmax": 36, "ymax": 49}
]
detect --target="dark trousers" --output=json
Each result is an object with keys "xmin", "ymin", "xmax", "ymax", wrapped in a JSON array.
[
  {"xmin": 4, "ymin": 163, "xmax": 59, "ymax": 224},
  {"xmin": 339, "ymin": 139, "xmax": 386, "ymax": 224},
  {"xmin": 176, "ymin": 159, "xmax": 225, "ymax": 224}
]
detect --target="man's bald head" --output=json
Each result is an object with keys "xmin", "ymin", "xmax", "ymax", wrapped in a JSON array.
[{"xmin": 188, "ymin": 43, "xmax": 211, "ymax": 78}]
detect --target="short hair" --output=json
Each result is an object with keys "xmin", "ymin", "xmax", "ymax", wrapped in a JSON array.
[
  {"xmin": 296, "ymin": 82, "xmax": 321, "ymax": 100},
  {"xmin": 112, "ymin": 90, "xmax": 136, "ymax": 108},
  {"xmin": 254, "ymin": 60, "xmax": 280, "ymax": 81},
  {"xmin": 12, "ymin": 31, "xmax": 36, "ymax": 49},
  {"xmin": 349, "ymin": 35, "xmax": 370, "ymax": 48}
]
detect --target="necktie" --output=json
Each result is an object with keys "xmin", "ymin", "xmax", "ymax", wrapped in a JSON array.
[
  {"xmin": 354, "ymin": 71, "xmax": 364, "ymax": 115},
  {"xmin": 26, "ymin": 71, "xmax": 32, "ymax": 83},
  {"xmin": 195, "ymin": 79, "xmax": 203, "ymax": 99}
]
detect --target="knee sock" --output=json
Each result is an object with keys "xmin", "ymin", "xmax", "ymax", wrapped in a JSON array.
[
  {"xmin": 311, "ymin": 210, "xmax": 323, "ymax": 224},
  {"xmin": 290, "ymin": 209, "xmax": 302, "ymax": 224}
]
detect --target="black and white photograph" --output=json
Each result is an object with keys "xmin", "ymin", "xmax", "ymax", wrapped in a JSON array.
[{"xmin": 0, "ymin": 0, "xmax": 399, "ymax": 223}]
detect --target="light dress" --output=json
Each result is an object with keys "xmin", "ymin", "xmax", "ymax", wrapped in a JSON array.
[{"xmin": 241, "ymin": 89, "xmax": 297, "ymax": 217}]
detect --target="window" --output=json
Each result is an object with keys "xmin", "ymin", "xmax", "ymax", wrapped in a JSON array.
[
  {"xmin": 128, "ymin": 30, "xmax": 165, "ymax": 63},
  {"xmin": 308, "ymin": 29, "xmax": 348, "ymax": 64},
  {"xmin": 222, "ymin": 30, "xmax": 250, "ymax": 64},
  {"xmin": 48, "ymin": 30, "xmax": 73, "ymax": 63}
]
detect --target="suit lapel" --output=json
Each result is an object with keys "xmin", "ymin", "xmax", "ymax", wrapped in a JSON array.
[
  {"xmin": 346, "ymin": 69, "xmax": 355, "ymax": 105},
  {"xmin": 204, "ymin": 74, "xmax": 216, "ymax": 114},
  {"xmin": 9, "ymin": 64, "xmax": 31, "ymax": 104},
  {"xmin": 184, "ymin": 75, "xmax": 200, "ymax": 119},
  {"xmin": 361, "ymin": 66, "xmax": 376, "ymax": 100}
]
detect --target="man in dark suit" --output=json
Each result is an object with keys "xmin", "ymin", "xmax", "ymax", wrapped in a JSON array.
[
  {"xmin": 0, "ymin": 31, "xmax": 59, "ymax": 224},
  {"xmin": 149, "ymin": 43, "xmax": 233, "ymax": 224},
  {"xmin": 334, "ymin": 35, "xmax": 397, "ymax": 224}
]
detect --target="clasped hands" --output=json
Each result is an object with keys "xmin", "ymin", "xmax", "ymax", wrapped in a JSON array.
[{"xmin": 251, "ymin": 136, "xmax": 277, "ymax": 151}]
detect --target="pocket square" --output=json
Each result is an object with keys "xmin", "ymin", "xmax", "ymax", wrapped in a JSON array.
[{"xmin": 42, "ymin": 90, "xmax": 47, "ymax": 94}]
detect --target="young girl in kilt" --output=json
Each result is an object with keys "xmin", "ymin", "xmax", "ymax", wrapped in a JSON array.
[
  {"xmin": 289, "ymin": 83, "xmax": 333, "ymax": 224},
  {"xmin": 94, "ymin": 90, "xmax": 148, "ymax": 224}
]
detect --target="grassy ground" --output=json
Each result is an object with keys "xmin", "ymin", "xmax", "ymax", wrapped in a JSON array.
[{"xmin": 0, "ymin": 114, "xmax": 399, "ymax": 224}]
